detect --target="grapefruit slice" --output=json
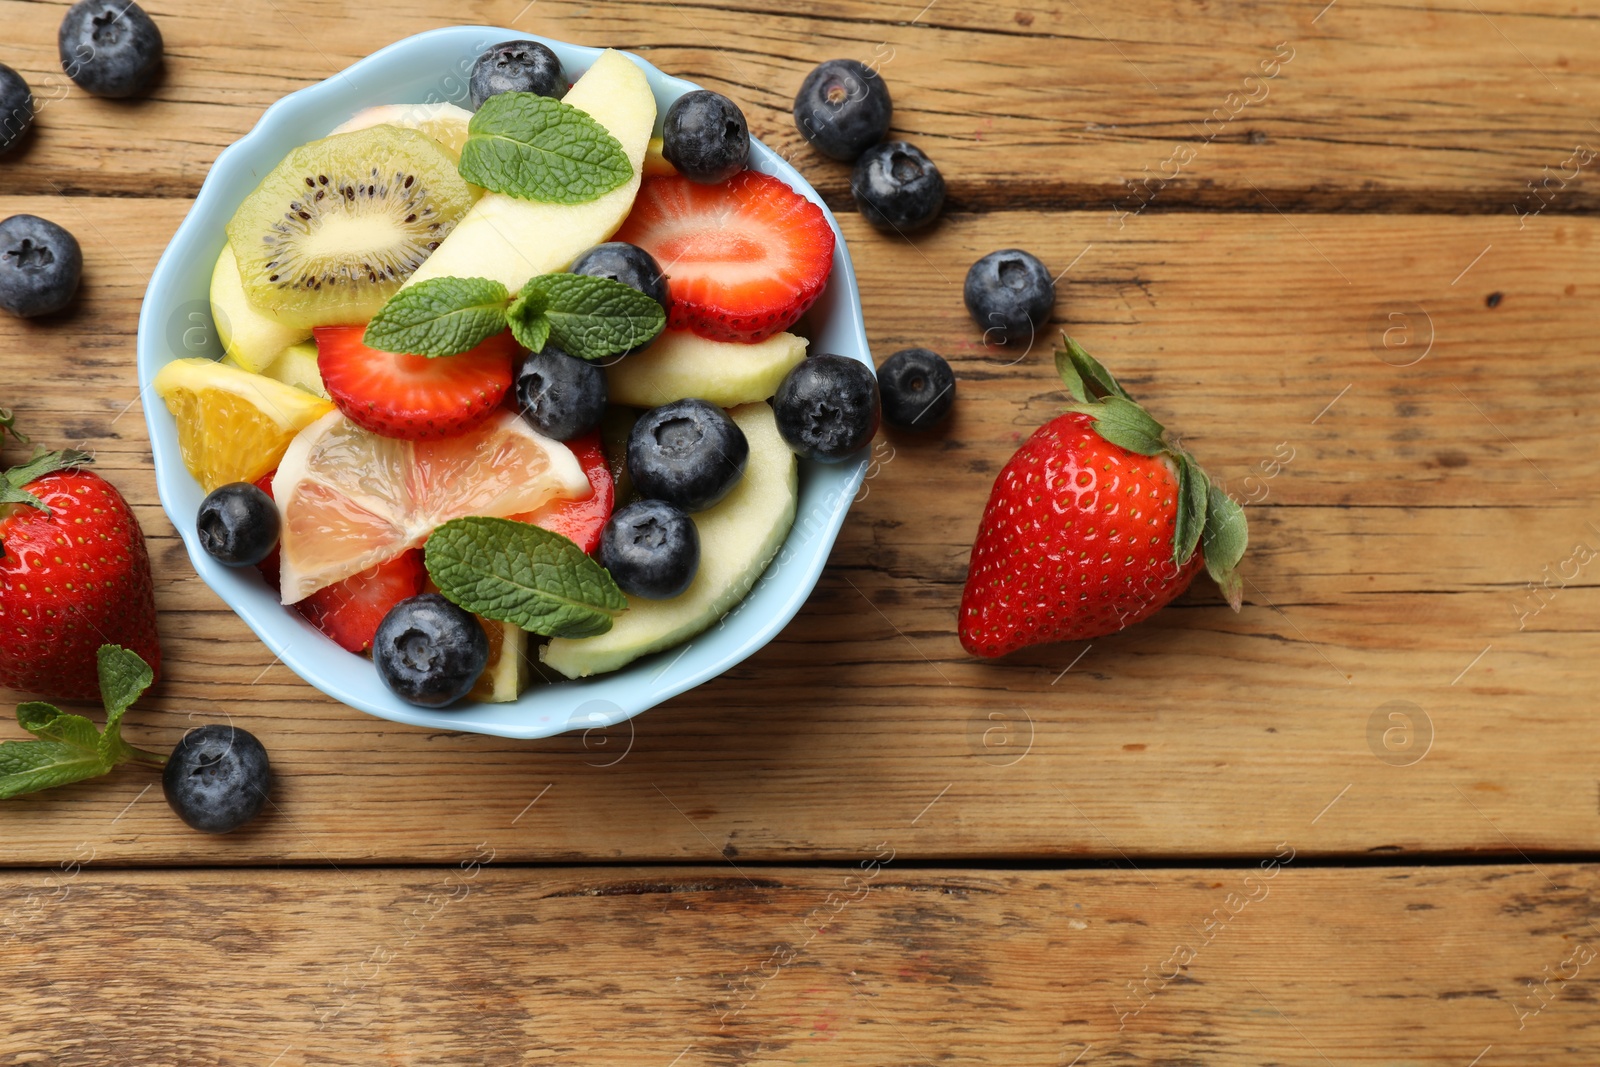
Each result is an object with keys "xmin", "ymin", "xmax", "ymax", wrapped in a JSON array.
[{"xmin": 272, "ymin": 409, "xmax": 589, "ymax": 604}]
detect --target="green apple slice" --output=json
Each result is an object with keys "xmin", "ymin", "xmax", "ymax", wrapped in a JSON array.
[
  {"xmin": 210, "ymin": 245, "xmax": 311, "ymax": 373},
  {"xmin": 260, "ymin": 340, "xmax": 328, "ymax": 399},
  {"xmin": 402, "ymin": 49, "xmax": 657, "ymax": 293},
  {"xmin": 608, "ymin": 330, "xmax": 808, "ymax": 408},
  {"xmin": 542, "ymin": 401, "xmax": 798, "ymax": 679},
  {"xmin": 471, "ymin": 617, "xmax": 529, "ymax": 703}
]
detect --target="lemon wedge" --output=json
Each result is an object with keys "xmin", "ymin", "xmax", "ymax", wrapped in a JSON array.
[{"xmin": 153, "ymin": 357, "xmax": 334, "ymax": 492}]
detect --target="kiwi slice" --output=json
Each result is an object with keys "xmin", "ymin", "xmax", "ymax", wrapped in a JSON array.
[{"xmin": 225, "ymin": 125, "xmax": 473, "ymax": 330}]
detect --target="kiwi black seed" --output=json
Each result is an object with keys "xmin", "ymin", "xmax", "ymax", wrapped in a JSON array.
[{"xmin": 224, "ymin": 125, "xmax": 474, "ymax": 330}]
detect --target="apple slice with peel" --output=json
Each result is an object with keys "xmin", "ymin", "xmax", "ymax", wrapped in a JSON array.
[
  {"xmin": 261, "ymin": 341, "xmax": 327, "ymax": 398},
  {"xmin": 210, "ymin": 245, "xmax": 310, "ymax": 373},
  {"xmin": 219, "ymin": 340, "xmax": 328, "ymax": 400},
  {"xmin": 403, "ymin": 49, "xmax": 657, "ymax": 293},
  {"xmin": 471, "ymin": 617, "xmax": 529, "ymax": 702},
  {"xmin": 542, "ymin": 401, "xmax": 798, "ymax": 679},
  {"xmin": 330, "ymin": 102, "xmax": 474, "ymax": 160},
  {"xmin": 607, "ymin": 330, "xmax": 808, "ymax": 408}
]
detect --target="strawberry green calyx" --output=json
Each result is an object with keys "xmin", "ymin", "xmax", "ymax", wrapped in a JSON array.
[
  {"xmin": 0, "ymin": 406, "xmax": 23, "ymax": 446},
  {"xmin": 1054, "ymin": 337, "xmax": 1248, "ymax": 611},
  {"xmin": 0, "ymin": 448, "xmax": 94, "ymax": 515}
]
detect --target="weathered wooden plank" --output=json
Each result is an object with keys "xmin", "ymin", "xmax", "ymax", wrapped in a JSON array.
[
  {"xmin": 0, "ymin": 0, "xmax": 1597, "ymax": 210},
  {"xmin": 1, "ymin": 864, "xmax": 1596, "ymax": 1064},
  {"xmin": 2, "ymin": 198, "xmax": 1597, "ymax": 864},
  {"xmin": 2, "ymin": 195, "xmax": 1592, "ymax": 506}
]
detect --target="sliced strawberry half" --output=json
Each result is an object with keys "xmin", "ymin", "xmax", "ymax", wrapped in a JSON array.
[
  {"xmin": 510, "ymin": 430, "xmax": 614, "ymax": 553},
  {"xmin": 315, "ymin": 326, "xmax": 517, "ymax": 441},
  {"xmin": 614, "ymin": 172, "xmax": 835, "ymax": 343},
  {"xmin": 294, "ymin": 548, "xmax": 426, "ymax": 654}
]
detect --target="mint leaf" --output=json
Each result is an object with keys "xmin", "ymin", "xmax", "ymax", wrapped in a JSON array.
[
  {"xmin": 17, "ymin": 702, "xmax": 101, "ymax": 750},
  {"xmin": 506, "ymin": 285, "xmax": 552, "ymax": 354},
  {"xmin": 1173, "ymin": 454, "xmax": 1209, "ymax": 567},
  {"xmin": 4, "ymin": 699, "xmax": 111, "ymax": 797},
  {"xmin": 96, "ymin": 644, "xmax": 155, "ymax": 765},
  {"xmin": 0, "ymin": 645, "xmax": 163, "ymax": 800},
  {"xmin": 458, "ymin": 93, "xmax": 633, "ymax": 205},
  {"xmin": 4, "ymin": 698, "xmax": 109, "ymax": 799},
  {"xmin": 1, "ymin": 448, "xmax": 93, "ymax": 513},
  {"xmin": 425, "ymin": 516, "xmax": 628, "ymax": 639},
  {"xmin": 364, "ymin": 277, "xmax": 511, "ymax": 357},
  {"xmin": 518, "ymin": 274, "xmax": 666, "ymax": 361},
  {"xmin": 0, "ymin": 741, "xmax": 110, "ymax": 799}
]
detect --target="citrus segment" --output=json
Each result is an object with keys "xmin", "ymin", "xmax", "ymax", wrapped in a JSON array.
[
  {"xmin": 273, "ymin": 409, "xmax": 589, "ymax": 604},
  {"xmin": 153, "ymin": 357, "xmax": 335, "ymax": 491}
]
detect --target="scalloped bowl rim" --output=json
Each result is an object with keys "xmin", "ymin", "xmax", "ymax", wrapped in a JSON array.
[{"xmin": 136, "ymin": 26, "xmax": 869, "ymax": 740}]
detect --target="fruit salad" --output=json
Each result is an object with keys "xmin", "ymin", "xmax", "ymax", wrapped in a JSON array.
[{"xmin": 154, "ymin": 41, "xmax": 883, "ymax": 710}]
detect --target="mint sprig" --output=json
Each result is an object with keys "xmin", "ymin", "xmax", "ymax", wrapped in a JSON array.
[
  {"xmin": 424, "ymin": 517, "xmax": 627, "ymax": 639},
  {"xmin": 1055, "ymin": 337, "xmax": 1248, "ymax": 610},
  {"xmin": 0, "ymin": 646, "xmax": 165, "ymax": 800},
  {"xmin": 366, "ymin": 273, "xmax": 665, "ymax": 361},
  {"xmin": 509, "ymin": 274, "xmax": 665, "ymax": 361},
  {"xmin": 506, "ymin": 284, "xmax": 552, "ymax": 354},
  {"xmin": 458, "ymin": 92, "xmax": 633, "ymax": 205},
  {"xmin": 363, "ymin": 277, "xmax": 511, "ymax": 357}
]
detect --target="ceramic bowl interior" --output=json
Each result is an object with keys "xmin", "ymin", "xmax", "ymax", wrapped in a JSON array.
[{"xmin": 137, "ymin": 26, "xmax": 869, "ymax": 739}]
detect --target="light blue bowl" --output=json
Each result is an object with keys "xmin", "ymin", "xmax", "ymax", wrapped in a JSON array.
[{"xmin": 137, "ymin": 27, "xmax": 869, "ymax": 739}]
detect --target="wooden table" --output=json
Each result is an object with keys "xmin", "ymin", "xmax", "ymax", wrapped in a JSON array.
[{"xmin": 4, "ymin": 0, "xmax": 1599, "ymax": 1061}]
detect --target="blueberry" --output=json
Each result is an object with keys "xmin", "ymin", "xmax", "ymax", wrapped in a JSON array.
[
  {"xmin": 878, "ymin": 348, "xmax": 955, "ymax": 430},
  {"xmin": 0, "ymin": 65, "xmax": 35, "ymax": 156},
  {"xmin": 773, "ymin": 354, "xmax": 880, "ymax": 462},
  {"xmin": 163, "ymin": 724, "xmax": 272, "ymax": 834},
  {"xmin": 661, "ymin": 90, "xmax": 749, "ymax": 185},
  {"xmin": 373, "ymin": 594, "xmax": 489, "ymax": 708},
  {"xmin": 793, "ymin": 59, "xmax": 892, "ymax": 162},
  {"xmin": 515, "ymin": 343, "xmax": 608, "ymax": 441},
  {"xmin": 569, "ymin": 242, "xmax": 670, "ymax": 311},
  {"xmin": 470, "ymin": 40, "xmax": 566, "ymax": 108},
  {"xmin": 627, "ymin": 399, "xmax": 749, "ymax": 512},
  {"xmin": 197, "ymin": 482, "xmax": 280, "ymax": 567},
  {"xmin": 58, "ymin": 0, "xmax": 163, "ymax": 99},
  {"xmin": 963, "ymin": 249, "xmax": 1055, "ymax": 346},
  {"xmin": 0, "ymin": 215, "xmax": 82, "ymax": 319},
  {"xmin": 598, "ymin": 499, "xmax": 701, "ymax": 600},
  {"xmin": 851, "ymin": 141, "xmax": 945, "ymax": 234}
]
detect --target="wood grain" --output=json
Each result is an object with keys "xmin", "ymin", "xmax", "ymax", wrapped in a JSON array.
[
  {"xmin": 3, "ymin": 863, "xmax": 1598, "ymax": 1064},
  {"xmin": 5, "ymin": 3, "xmax": 1595, "ymax": 1060},
  {"xmin": 3, "ymin": 196, "xmax": 1596, "ymax": 864},
  {"xmin": 0, "ymin": 0, "xmax": 1597, "ymax": 210}
]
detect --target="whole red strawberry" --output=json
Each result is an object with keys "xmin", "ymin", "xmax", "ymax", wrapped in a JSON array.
[
  {"xmin": 959, "ymin": 340, "xmax": 1247, "ymax": 658},
  {"xmin": 0, "ymin": 450, "xmax": 161, "ymax": 698}
]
